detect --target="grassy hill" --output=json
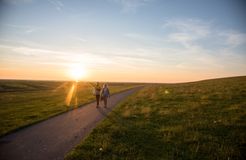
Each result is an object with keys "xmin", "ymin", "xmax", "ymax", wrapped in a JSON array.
[
  {"xmin": 66, "ymin": 76, "xmax": 246, "ymax": 160},
  {"xmin": 0, "ymin": 80, "xmax": 139, "ymax": 136}
]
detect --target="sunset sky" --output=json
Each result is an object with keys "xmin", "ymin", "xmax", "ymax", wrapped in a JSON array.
[{"xmin": 0, "ymin": 0, "xmax": 245, "ymax": 82}]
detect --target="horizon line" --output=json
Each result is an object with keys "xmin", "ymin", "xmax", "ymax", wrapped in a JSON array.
[{"xmin": 0, "ymin": 75, "xmax": 245, "ymax": 84}]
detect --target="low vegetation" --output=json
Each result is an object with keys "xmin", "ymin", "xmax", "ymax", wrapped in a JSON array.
[
  {"xmin": 0, "ymin": 80, "xmax": 138, "ymax": 136},
  {"xmin": 66, "ymin": 76, "xmax": 246, "ymax": 160}
]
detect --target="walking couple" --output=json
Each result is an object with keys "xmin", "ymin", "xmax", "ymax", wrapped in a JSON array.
[{"xmin": 92, "ymin": 82, "xmax": 110, "ymax": 108}]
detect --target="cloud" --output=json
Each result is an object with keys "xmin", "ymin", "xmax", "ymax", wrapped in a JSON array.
[
  {"xmin": 4, "ymin": 23, "xmax": 42, "ymax": 34},
  {"xmin": 0, "ymin": 43, "xmax": 117, "ymax": 70},
  {"xmin": 163, "ymin": 18, "xmax": 246, "ymax": 49},
  {"xmin": 123, "ymin": 32, "xmax": 163, "ymax": 47},
  {"xmin": 110, "ymin": 0, "xmax": 152, "ymax": 12},
  {"xmin": 219, "ymin": 31, "xmax": 246, "ymax": 48},
  {"xmin": 163, "ymin": 19, "xmax": 211, "ymax": 48},
  {"xmin": 163, "ymin": 19, "xmax": 210, "ymax": 37},
  {"xmin": 47, "ymin": 0, "xmax": 64, "ymax": 11},
  {"xmin": 167, "ymin": 33, "xmax": 195, "ymax": 48},
  {"xmin": 12, "ymin": 46, "xmax": 62, "ymax": 56},
  {"xmin": 124, "ymin": 33, "xmax": 144, "ymax": 39},
  {"xmin": 161, "ymin": 18, "xmax": 246, "ymax": 74},
  {"xmin": 70, "ymin": 36, "xmax": 87, "ymax": 43}
]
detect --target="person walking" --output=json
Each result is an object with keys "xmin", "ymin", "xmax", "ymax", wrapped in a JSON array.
[
  {"xmin": 91, "ymin": 82, "xmax": 101, "ymax": 108},
  {"xmin": 101, "ymin": 84, "xmax": 110, "ymax": 108}
]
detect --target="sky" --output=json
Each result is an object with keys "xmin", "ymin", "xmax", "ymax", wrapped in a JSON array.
[{"xmin": 0, "ymin": 0, "xmax": 245, "ymax": 83}]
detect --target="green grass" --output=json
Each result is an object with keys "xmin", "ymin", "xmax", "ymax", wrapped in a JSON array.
[
  {"xmin": 0, "ymin": 80, "xmax": 139, "ymax": 136},
  {"xmin": 65, "ymin": 76, "xmax": 246, "ymax": 160}
]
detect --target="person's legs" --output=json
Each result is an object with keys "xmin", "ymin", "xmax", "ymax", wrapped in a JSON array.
[
  {"xmin": 104, "ymin": 98, "xmax": 107, "ymax": 108},
  {"xmin": 96, "ymin": 95, "xmax": 100, "ymax": 107}
]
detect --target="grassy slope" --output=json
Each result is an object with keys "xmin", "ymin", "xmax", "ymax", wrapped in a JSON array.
[
  {"xmin": 0, "ymin": 80, "xmax": 139, "ymax": 136},
  {"xmin": 66, "ymin": 76, "xmax": 246, "ymax": 160}
]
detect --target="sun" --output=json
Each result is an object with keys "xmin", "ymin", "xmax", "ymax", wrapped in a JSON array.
[{"xmin": 68, "ymin": 64, "xmax": 87, "ymax": 81}]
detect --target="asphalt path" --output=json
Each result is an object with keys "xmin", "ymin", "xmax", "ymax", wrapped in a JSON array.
[{"xmin": 0, "ymin": 87, "xmax": 142, "ymax": 160}]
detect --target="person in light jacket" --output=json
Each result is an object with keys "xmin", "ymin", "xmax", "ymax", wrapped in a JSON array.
[
  {"xmin": 91, "ymin": 82, "xmax": 101, "ymax": 108},
  {"xmin": 101, "ymin": 84, "xmax": 110, "ymax": 108}
]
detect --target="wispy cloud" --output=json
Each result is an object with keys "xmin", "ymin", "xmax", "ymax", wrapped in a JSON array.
[
  {"xmin": 219, "ymin": 31, "xmax": 246, "ymax": 48},
  {"xmin": 0, "ymin": 40, "xmax": 163, "ymax": 74},
  {"xmin": 4, "ymin": 23, "xmax": 42, "ymax": 34},
  {"xmin": 163, "ymin": 19, "xmax": 211, "ymax": 48},
  {"xmin": 163, "ymin": 18, "xmax": 246, "ymax": 49},
  {"xmin": 47, "ymin": 0, "xmax": 64, "ymax": 11},
  {"xmin": 110, "ymin": 0, "xmax": 152, "ymax": 12},
  {"xmin": 70, "ymin": 36, "xmax": 88, "ymax": 43},
  {"xmin": 123, "ymin": 32, "xmax": 163, "ymax": 47},
  {"xmin": 0, "ymin": 43, "xmax": 118, "ymax": 70},
  {"xmin": 163, "ymin": 19, "xmax": 211, "ymax": 37},
  {"xmin": 124, "ymin": 33, "xmax": 144, "ymax": 39},
  {"xmin": 161, "ymin": 18, "xmax": 246, "ymax": 74}
]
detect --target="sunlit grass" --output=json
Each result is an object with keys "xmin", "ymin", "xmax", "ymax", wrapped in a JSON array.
[
  {"xmin": 66, "ymin": 76, "xmax": 246, "ymax": 160},
  {"xmin": 0, "ymin": 80, "xmax": 139, "ymax": 136}
]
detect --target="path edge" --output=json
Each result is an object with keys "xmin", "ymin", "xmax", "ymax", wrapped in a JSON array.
[{"xmin": 0, "ymin": 86, "xmax": 144, "ymax": 138}]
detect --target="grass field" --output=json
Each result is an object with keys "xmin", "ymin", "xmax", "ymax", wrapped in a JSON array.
[
  {"xmin": 66, "ymin": 76, "xmax": 246, "ymax": 160},
  {"xmin": 0, "ymin": 80, "xmax": 139, "ymax": 136}
]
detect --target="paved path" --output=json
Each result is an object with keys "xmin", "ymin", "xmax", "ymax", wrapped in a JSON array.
[{"xmin": 0, "ymin": 87, "xmax": 142, "ymax": 160}]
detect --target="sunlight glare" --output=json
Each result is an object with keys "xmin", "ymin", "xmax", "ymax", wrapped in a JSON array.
[
  {"xmin": 66, "ymin": 83, "xmax": 75, "ymax": 106},
  {"xmin": 68, "ymin": 64, "xmax": 87, "ymax": 81}
]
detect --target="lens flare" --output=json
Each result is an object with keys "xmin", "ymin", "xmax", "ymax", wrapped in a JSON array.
[
  {"xmin": 65, "ymin": 82, "xmax": 79, "ymax": 108},
  {"xmin": 66, "ymin": 83, "xmax": 75, "ymax": 106},
  {"xmin": 164, "ymin": 90, "xmax": 169, "ymax": 94}
]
